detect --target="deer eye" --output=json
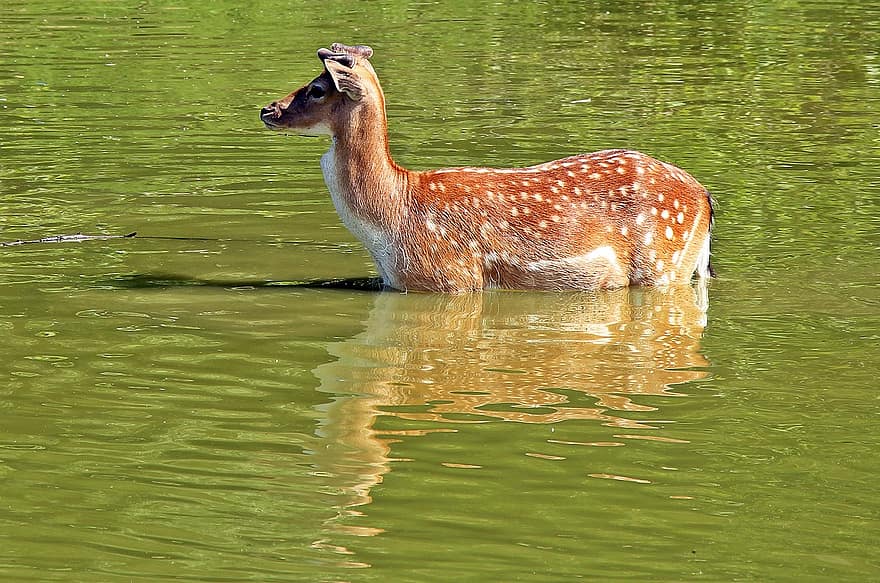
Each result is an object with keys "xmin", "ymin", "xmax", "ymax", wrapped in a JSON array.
[{"xmin": 307, "ymin": 84, "xmax": 326, "ymax": 99}]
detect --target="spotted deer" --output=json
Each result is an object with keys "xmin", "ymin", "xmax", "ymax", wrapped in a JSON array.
[{"xmin": 260, "ymin": 43, "xmax": 714, "ymax": 292}]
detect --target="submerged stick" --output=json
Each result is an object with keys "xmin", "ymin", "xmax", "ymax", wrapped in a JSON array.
[
  {"xmin": 1, "ymin": 232, "xmax": 334, "ymax": 248},
  {"xmin": 0, "ymin": 232, "xmax": 137, "ymax": 247}
]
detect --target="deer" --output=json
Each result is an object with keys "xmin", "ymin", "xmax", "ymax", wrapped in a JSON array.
[{"xmin": 260, "ymin": 43, "xmax": 714, "ymax": 293}]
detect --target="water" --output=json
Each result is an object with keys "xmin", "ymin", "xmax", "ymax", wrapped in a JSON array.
[{"xmin": 2, "ymin": 1, "xmax": 878, "ymax": 581}]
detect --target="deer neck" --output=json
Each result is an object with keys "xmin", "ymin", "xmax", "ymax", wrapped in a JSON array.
[{"xmin": 321, "ymin": 103, "xmax": 410, "ymax": 235}]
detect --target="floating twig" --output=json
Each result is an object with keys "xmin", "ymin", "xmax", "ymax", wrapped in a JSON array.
[{"xmin": 0, "ymin": 232, "xmax": 137, "ymax": 247}]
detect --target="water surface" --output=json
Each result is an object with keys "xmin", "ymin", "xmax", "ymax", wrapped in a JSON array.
[{"xmin": 1, "ymin": 1, "xmax": 878, "ymax": 581}]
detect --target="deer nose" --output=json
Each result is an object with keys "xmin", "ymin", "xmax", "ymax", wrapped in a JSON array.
[{"xmin": 260, "ymin": 102, "xmax": 282, "ymax": 120}]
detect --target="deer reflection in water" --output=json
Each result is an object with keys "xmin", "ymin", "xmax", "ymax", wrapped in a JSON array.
[{"xmin": 308, "ymin": 284, "xmax": 710, "ymax": 550}]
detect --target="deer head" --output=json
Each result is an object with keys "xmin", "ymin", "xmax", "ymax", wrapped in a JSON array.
[{"xmin": 260, "ymin": 43, "xmax": 382, "ymax": 136}]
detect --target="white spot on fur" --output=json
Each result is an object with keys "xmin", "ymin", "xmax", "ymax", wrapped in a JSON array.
[
  {"xmin": 527, "ymin": 245, "xmax": 620, "ymax": 272},
  {"xmin": 694, "ymin": 231, "xmax": 712, "ymax": 278}
]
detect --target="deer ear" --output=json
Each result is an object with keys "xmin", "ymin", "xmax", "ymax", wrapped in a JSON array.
[{"xmin": 324, "ymin": 59, "xmax": 366, "ymax": 102}]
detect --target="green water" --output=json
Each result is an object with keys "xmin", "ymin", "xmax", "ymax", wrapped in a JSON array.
[{"xmin": 2, "ymin": 1, "xmax": 878, "ymax": 581}]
